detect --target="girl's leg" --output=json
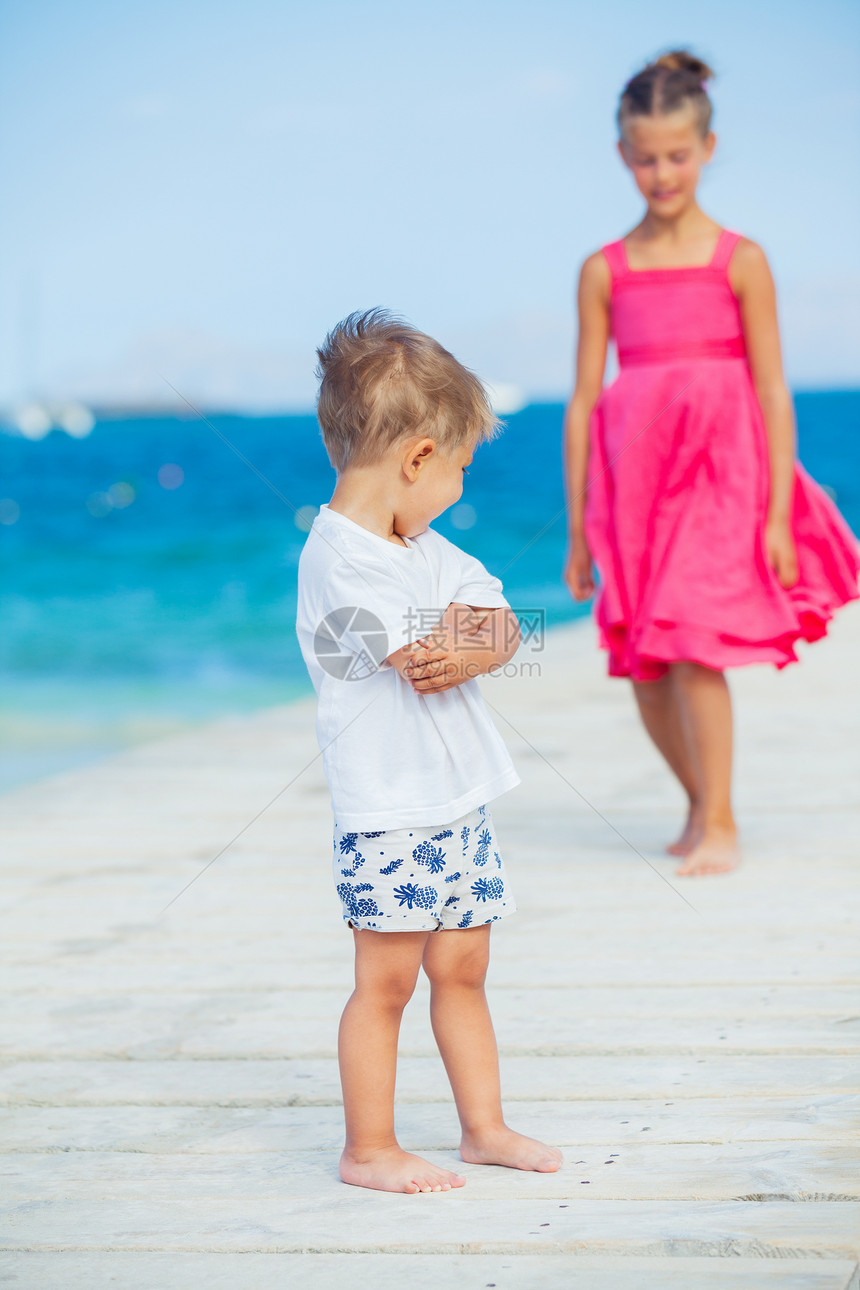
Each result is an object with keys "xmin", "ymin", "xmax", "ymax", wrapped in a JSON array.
[
  {"xmin": 632, "ymin": 674, "xmax": 703, "ymax": 854},
  {"xmin": 339, "ymin": 928, "xmax": 466, "ymax": 1193},
  {"xmin": 422, "ymin": 925, "xmax": 562, "ymax": 1172},
  {"xmin": 671, "ymin": 661, "xmax": 740, "ymax": 876}
]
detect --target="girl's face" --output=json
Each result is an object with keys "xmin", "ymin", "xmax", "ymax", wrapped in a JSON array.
[{"xmin": 618, "ymin": 110, "xmax": 715, "ymax": 218}]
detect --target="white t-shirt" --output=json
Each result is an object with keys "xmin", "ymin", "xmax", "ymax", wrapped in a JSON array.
[{"xmin": 296, "ymin": 504, "xmax": 520, "ymax": 830}]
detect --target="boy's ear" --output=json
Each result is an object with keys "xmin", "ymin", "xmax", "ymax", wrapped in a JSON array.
[{"xmin": 403, "ymin": 438, "xmax": 436, "ymax": 480}]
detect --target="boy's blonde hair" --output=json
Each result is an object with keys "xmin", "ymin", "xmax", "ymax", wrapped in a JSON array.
[{"xmin": 315, "ymin": 309, "xmax": 499, "ymax": 472}]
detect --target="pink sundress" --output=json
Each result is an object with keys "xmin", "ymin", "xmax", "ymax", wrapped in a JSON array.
[{"xmin": 584, "ymin": 228, "xmax": 859, "ymax": 680}]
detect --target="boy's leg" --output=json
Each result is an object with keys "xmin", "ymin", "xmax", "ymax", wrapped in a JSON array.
[
  {"xmin": 422, "ymin": 925, "xmax": 562, "ymax": 1173},
  {"xmin": 671, "ymin": 661, "xmax": 740, "ymax": 876},
  {"xmin": 339, "ymin": 927, "xmax": 466, "ymax": 1193}
]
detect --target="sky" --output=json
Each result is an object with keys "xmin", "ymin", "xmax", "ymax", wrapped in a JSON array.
[{"xmin": 1, "ymin": 0, "xmax": 858, "ymax": 411}]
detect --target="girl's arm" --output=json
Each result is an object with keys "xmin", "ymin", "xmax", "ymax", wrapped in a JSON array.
[
  {"xmin": 731, "ymin": 239, "xmax": 799, "ymax": 589},
  {"xmin": 563, "ymin": 251, "xmax": 611, "ymax": 600}
]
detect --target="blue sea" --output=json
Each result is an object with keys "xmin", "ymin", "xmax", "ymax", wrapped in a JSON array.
[{"xmin": 1, "ymin": 392, "xmax": 858, "ymax": 792}]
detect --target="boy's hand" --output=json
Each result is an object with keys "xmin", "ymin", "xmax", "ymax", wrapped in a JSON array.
[
  {"xmin": 403, "ymin": 604, "xmax": 519, "ymax": 695},
  {"xmin": 404, "ymin": 630, "xmax": 470, "ymax": 694},
  {"xmin": 397, "ymin": 607, "xmax": 475, "ymax": 695},
  {"xmin": 386, "ymin": 637, "xmax": 445, "ymax": 682},
  {"xmin": 385, "ymin": 631, "xmax": 452, "ymax": 685}
]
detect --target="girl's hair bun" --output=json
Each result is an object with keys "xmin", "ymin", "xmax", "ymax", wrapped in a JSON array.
[
  {"xmin": 618, "ymin": 48, "xmax": 716, "ymax": 138},
  {"xmin": 653, "ymin": 50, "xmax": 715, "ymax": 83}
]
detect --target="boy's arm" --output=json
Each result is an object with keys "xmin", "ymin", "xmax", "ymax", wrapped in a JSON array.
[
  {"xmin": 401, "ymin": 602, "xmax": 521, "ymax": 695},
  {"xmin": 386, "ymin": 638, "xmax": 428, "ymax": 681},
  {"xmin": 385, "ymin": 605, "xmax": 481, "ymax": 681}
]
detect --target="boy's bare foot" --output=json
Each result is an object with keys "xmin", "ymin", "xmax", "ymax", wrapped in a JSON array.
[
  {"xmin": 666, "ymin": 805, "xmax": 703, "ymax": 856},
  {"xmin": 339, "ymin": 1146, "xmax": 466, "ymax": 1194},
  {"xmin": 676, "ymin": 826, "xmax": 740, "ymax": 877},
  {"xmin": 460, "ymin": 1125, "xmax": 563, "ymax": 1173}
]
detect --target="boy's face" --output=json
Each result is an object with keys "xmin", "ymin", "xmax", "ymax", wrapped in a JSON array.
[{"xmin": 396, "ymin": 439, "xmax": 473, "ymax": 538}]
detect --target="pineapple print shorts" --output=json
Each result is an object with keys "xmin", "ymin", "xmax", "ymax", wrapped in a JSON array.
[{"xmin": 332, "ymin": 803, "xmax": 516, "ymax": 932}]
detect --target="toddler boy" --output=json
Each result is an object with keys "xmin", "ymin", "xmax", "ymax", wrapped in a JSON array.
[{"xmin": 296, "ymin": 310, "xmax": 562, "ymax": 1192}]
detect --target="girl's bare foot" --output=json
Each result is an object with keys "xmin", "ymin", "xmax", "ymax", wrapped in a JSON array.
[
  {"xmin": 460, "ymin": 1125, "xmax": 562, "ymax": 1172},
  {"xmin": 666, "ymin": 804, "xmax": 703, "ymax": 856},
  {"xmin": 676, "ymin": 826, "xmax": 740, "ymax": 876},
  {"xmin": 339, "ymin": 1146, "xmax": 466, "ymax": 1194}
]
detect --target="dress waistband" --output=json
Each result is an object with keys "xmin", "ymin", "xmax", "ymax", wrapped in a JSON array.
[{"xmin": 618, "ymin": 336, "xmax": 747, "ymax": 367}]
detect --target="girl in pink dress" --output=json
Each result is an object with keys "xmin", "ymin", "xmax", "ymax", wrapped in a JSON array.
[{"xmin": 563, "ymin": 49, "xmax": 859, "ymax": 878}]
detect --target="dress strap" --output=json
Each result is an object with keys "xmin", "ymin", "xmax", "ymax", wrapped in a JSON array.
[
  {"xmin": 601, "ymin": 240, "xmax": 629, "ymax": 282},
  {"xmin": 711, "ymin": 229, "xmax": 743, "ymax": 272}
]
